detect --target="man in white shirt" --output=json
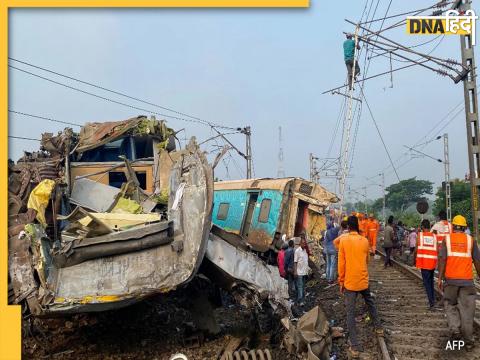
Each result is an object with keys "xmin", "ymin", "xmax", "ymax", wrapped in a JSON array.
[{"xmin": 294, "ymin": 237, "xmax": 309, "ymax": 306}]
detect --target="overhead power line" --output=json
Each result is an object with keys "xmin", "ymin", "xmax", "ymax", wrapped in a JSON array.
[
  {"xmin": 9, "ymin": 110, "xmax": 81, "ymax": 127},
  {"xmin": 9, "ymin": 58, "xmax": 236, "ymax": 131},
  {"xmin": 9, "ymin": 63, "xmax": 237, "ymax": 131},
  {"xmin": 9, "ymin": 135, "xmax": 40, "ymax": 141},
  {"xmin": 360, "ymin": 88, "xmax": 400, "ymax": 182}
]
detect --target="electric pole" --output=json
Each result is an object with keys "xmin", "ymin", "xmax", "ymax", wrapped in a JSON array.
[
  {"xmin": 363, "ymin": 186, "xmax": 368, "ymax": 213},
  {"xmin": 277, "ymin": 126, "xmax": 285, "ymax": 178},
  {"xmin": 309, "ymin": 153, "xmax": 319, "ymax": 183},
  {"xmin": 244, "ymin": 126, "xmax": 252, "ymax": 179},
  {"xmin": 456, "ymin": 0, "xmax": 479, "ymax": 239},
  {"xmin": 382, "ymin": 172, "xmax": 386, "ymax": 226},
  {"xmin": 444, "ymin": 133, "xmax": 452, "ymax": 223},
  {"xmin": 339, "ymin": 27, "xmax": 361, "ymax": 217},
  {"xmin": 213, "ymin": 126, "xmax": 252, "ymax": 179}
]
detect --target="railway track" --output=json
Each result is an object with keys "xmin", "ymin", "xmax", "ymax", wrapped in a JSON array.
[{"xmin": 369, "ymin": 254, "xmax": 480, "ymax": 360}]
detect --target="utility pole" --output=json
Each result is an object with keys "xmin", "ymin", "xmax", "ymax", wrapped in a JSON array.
[
  {"xmin": 363, "ymin": 186, "xmax": 368, "ymax": 213},
  {"xmin": 309, "ymin": 153, "xmax": 319, "ymax": 183},
  {"xmin": 456, "ymin": 0, "xmax": 479, "ymax": 239},
  {"xmin": 244, "ymin": 126, "xmax": 252, "ymax": 179},
  {"xmin": 444, "ymin": 133, "xmax": 452, "ymax": 223},
  {"xmin": 382, "ymin": 172, "xmax": 386, "ymax": 226},
  {"xmin": 339, "ymin": 26, "xmax": 360, "ymax": 216},
  {"xmin": 213, "ymin": 126, "xmax": 252, "ymax": 179},
  {"xmin": 277, "ymin": 126, "xmax": 285, "ymax": 178}
]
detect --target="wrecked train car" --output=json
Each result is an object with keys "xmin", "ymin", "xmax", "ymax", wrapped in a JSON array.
[
  {"xmin": 212, "ymin": 178, "xmax": 339, "ymax": 254},
  {"xmin": 8, "ymin": 116, "xmax": 213, "ymax": 315},
  {"xmin": 201, "ymin": 178, "xmax": 338, "ymax": 311}
]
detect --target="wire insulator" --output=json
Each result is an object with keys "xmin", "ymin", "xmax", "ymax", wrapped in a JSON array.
[
  {"xmin": 435, "ymin": 0, "xmax": 449, "ymax": 8},
  {"xmin": 436, "ymin": 69, "xmax": 449, "ymax": 77},
  {"xmin": 431, "ymin": 10, "xmax": 443, "ymax": 16},
  {"xmin": 446, "ymin": 58, "xmax": 461, "ymax": 65}
]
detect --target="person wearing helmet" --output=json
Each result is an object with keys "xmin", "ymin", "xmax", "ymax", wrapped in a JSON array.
[
  {"xmin": 431, "ymin": 210, "xmax": 452, "ymax": 252},
  {"xmin": 438, "ymin": 215, "xmax": 480, "ymax": 350}
]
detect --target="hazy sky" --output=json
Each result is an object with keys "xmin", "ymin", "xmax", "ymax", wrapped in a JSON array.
[{"xmin": 8, "ymin": 1, "xmax": 474, "ymax": 203}]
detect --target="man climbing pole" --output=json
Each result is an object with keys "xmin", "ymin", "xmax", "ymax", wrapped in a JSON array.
[{"xmin": 343, "ymin": 33, "xmax": 360, "ymax": 90}]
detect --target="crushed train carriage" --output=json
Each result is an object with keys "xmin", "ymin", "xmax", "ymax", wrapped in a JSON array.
[
  {"xmin": 8, "ymin": 116, "xmax": 213, "ymax": 315},
  {"xmin": 211, "ymin": 178, "xmax": 339, "ymax": 254},
  {"xmin": 202, "ymin": 178, "xmax": 339, "ymax": 308}
]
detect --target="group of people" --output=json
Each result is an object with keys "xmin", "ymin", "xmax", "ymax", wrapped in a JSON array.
[
  {"xmin": 277, "ymin": 235, "xmax": 310, "ymax": 306},
  {"xmin": 411, "ymin": 210, "xmax": 480, "ymax": 350},
  {"xmin": 323, "ymin": 213, "xmax": 380, "ymax": 284},
  {"xmin": 277, "ymin": 208, "xmax": 480, "ymax": 356}
]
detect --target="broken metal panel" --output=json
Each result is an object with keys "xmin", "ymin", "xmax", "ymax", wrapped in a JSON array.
[
  {"xmin": 43, "ymin": 138, "xmax": 212, "ymax": 314},
  {"xmin": 70, "ymin": 178, "xmax": 121, "ymax": 212},
  {"xmin": 205, "ymin": 232, "xmax": 288, "ymax": 305},
  {"xmin": 306, "ymin": 211, "xmax": 326, "ymax": 241},
  {"xmin": 282, "ymin": 306, "xmax": 332, "ymax": 360},
  {"xmin": 76, "ymin": 117, "xmax": 143, "ymax": 153},
  {"xmin": 53, "ymin": 221, "xmax": 173, "ymax": 268}
]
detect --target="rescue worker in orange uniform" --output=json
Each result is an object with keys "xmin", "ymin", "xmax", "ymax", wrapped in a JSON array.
[
  {"xmin": 338, "ymin": 216, "xmax": 383, "ymax": 358},
  {"xmin": 366, "ymin": 214, "xmax": 379, "ymax": 255},
  {"xmin": 438, "ymin": 215, "xmax": 480, "ymax": 349},
  {"xmin": 414, "ymin": 219, "xmax": 438, "ymax": 310},
  {"xmin": 358, "ymin": 213, "xmax": 367, "ymax": 237}
]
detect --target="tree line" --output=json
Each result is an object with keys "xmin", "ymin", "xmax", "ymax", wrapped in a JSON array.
[{"xmin": 345, "ymin": 177, "xmax": 472, "ymax": 230}]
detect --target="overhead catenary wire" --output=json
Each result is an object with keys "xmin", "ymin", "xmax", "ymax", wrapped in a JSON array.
[
  {"xmin": 9, "ymin": 57, "xmax": 236, "ymax": 131},
  {"xmin": 9, "ymin": 135, "xmax": 40, "ymax": 141},
  {"xmin": 359, "ymin": 1, "xmax": 453, "ymax": 26},
  {"xmin": 11, "ymin": 64, "xmax": 251, "ymax": 180},
  {"xmin": 9, "ymin": 110, "xmax": 81, "ymax": 127},
  {"xmin": 368, "ymin": 35, "xmax": 444, "ymax": 61},
  {"xmin": 360, "ymin": 87, "xmax": 400, "ymax": 182},
  {"xmin": 9, "ymin": 65, "xmax": 240, "ymax": 131}
]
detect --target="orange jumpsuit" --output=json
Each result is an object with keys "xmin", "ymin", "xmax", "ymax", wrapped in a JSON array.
[
  {"xmin": 359, "ymin": 218, "xmax": 368, "ymax": 237},
  {"xmin": 367, "ymin": 218, "xmax": 379, "ymax": 254}
]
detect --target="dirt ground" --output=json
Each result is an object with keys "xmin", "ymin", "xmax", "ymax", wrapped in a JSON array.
[{"xmin": 22, "ymin": 273, "xmax": 381, "ymax": 360}]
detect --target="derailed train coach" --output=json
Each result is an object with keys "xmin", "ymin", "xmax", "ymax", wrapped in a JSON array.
[
  {"xmin": 211, "ymin": 178, "xmax": 339, "ymax": 256},
  {"xmin": 200, "ymin": 178, "xmax": 339, "ymax": 309},
  {"xmin": 8, "ymin": 116, "xmax": 213, "ymax": 315}
]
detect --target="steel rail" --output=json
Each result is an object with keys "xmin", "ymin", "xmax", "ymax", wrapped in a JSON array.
[{"xmin": 376, "ymin": 249, "xmax": 480, "ymax": 329}]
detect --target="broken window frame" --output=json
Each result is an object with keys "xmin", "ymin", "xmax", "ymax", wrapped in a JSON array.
[
  {"xmin": 217, "ymin": 202, "xmax": 230, "ymax": 220},
  {"xmin": 258, "ymin": 198, "xmax": 272, "ymax": 223}
]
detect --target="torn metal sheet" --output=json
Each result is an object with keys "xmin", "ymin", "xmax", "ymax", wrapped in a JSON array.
[
  {"xmin": 282, "ymin": 306, "xmax": 332, "ymax": 360},
  {"xmin": 70, "ymin": 178, "xmax": 121, "ymax": 212},
  {"xmin": 44, "ymin": 138, "xmax": 213, "ymax": 314},
  {"xmin": 205, "ymin": 232, "xmax": 288, "ymax": 305},
  {"xmin": 53, "ymin": 221, "xmax": 173, "ymax": 268},
  {"xmin": 59, "ymin": 207, "xmax": 113, "ymax": 239}
]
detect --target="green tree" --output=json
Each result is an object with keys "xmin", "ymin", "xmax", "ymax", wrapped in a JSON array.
[
  {"xmin": 370, "ymin": 198, "xmax": 384, "ymax": 217},
  {"xmin": 433, "ymin": 179, "xmax": 472, "ymax": 229},
  {"xmin": 385, "ymin": 178, "xmax": 433, "ymax": 212},
  {"xmin": 395, "ymin": 212, "xmax": 422, "ymax": 228}
]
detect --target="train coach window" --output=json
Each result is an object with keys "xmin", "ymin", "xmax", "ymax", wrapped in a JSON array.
[
  {"xmin": 258, "ymin": 199, "xmax": 272, "ymax": 223},
  {"xmin": 217, "ymin": 203, "xmax": 230, "ymax": 220}
]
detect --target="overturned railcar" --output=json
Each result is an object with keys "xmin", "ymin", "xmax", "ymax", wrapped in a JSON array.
[
  {"xmin": 8, "ymin": 116, "xmax": 213, "ymax": 315},
  {"xmin": 212, "ymin": 178, "xmax": 339, "ymax": 254}
]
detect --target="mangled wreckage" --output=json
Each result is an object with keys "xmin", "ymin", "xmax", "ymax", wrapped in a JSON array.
[
  {"xmin": 8, "ymin": 116, "xmax": 213, "ymax": 315},
  {"xmin": 8, "ymin": 115, "xmax": 339, "ymax": 321},
  {"xmin": 201, "ymin": 178, "xmax": 339, "ymax": 311}
]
